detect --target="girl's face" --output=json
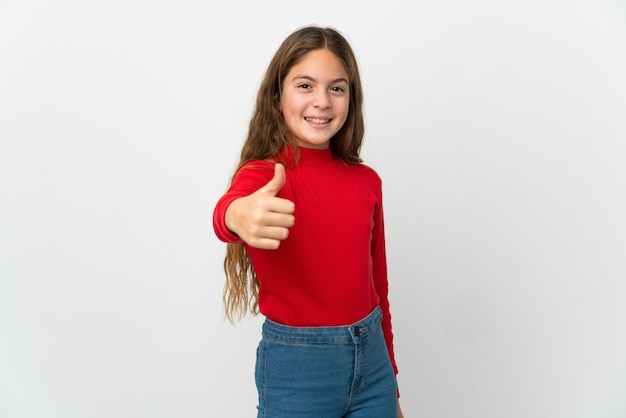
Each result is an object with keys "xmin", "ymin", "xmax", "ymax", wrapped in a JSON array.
[{"xmin": 280, "ymin": 48, "xmax": 350, "ymax": 150}]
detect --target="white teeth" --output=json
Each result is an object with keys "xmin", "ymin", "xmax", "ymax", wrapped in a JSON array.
[{"xmin": 306, "ymin": 117, "xmax": 330, "ymax": 124}]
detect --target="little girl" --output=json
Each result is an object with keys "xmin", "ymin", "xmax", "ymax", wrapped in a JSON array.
[{"xmin": 213, "ymin": 25, "xmax": 404, "ymax": 418}]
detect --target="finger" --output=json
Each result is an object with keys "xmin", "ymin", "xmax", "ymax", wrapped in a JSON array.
[
  {"xmin": 263, "ymin": 197, "xmax": 295, "ymax": 215},
  {"xmin": 247, "ymin": 236, "xmax": 284, "ymax": 250},
  {"xmin": 256, "ymin": 163, "xmax": 286, "ymax": 197},
  {"xmin": 244, "ymin": 223, "xmax": 290, "ymax": 241},
  {"xmin": 258, "ymin": 225, "xmax": 291, "ymax": 240},
  {"xmin": 263, "ymin": 212, "xmax": 295, "ymax": 228}
]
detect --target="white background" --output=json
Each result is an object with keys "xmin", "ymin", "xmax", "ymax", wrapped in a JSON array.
[{"xmin": 1, "ymin": 1, "xmax": 626, "ymax": 417}]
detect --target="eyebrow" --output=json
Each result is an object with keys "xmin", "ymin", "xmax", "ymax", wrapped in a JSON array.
[{"xmin": 291, "ymin": 75, "xmax": 349, "ymax": 84}]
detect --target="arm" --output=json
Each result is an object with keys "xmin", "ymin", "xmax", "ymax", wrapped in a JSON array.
[
  {"xmin": 371, "ymin": 182, "xmax": 398, "ymax": 375},
  {"xmin": 369, "ymin": 175, "xmax": 402, "ymax": 400}
]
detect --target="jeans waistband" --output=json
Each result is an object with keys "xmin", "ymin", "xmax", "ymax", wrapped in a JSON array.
[{"xmin": 262, "ymin": 306, "xmax": 382, "ymax": 344}]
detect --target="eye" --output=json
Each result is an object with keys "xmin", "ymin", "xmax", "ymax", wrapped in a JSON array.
[
  {"xmin": 297, "ymin": 83, "xmax": 312, "ymax": 89},
  {"xmin": 330, "ymin": 86, "xmax": 346, "ymax": 93}
]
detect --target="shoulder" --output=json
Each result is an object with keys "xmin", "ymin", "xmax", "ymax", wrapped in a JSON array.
[
  {"xmin": 348, "ymin": 162, "xmax": 382, "ymax": 186},
  {"xmin": 337, "ymin": 162, "xmax": 383, "ymax": 199},
  {"xmin": 232, "ymin": 159, "xmax": 275, "ymax": 186},
  {"xmin": 238, "ymin": 159, "xmax": 275, "ymax": 172}
]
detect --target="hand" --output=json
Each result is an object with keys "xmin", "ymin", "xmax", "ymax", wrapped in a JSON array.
[
  {"xmin": 225, "ymin": 163, "xmax": 295, "ymax": 249},
  {"xmin": 398, "ymin": 401, "xmax": 404, "ymax": 418}
]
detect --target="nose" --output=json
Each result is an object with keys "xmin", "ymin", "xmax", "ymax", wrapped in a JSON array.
[{"xmin": 313, "ymin": 90, "xmax": 332, "ymax": 109}]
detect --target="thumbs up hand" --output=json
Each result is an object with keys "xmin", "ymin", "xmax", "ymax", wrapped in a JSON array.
[{"xmin": 225, "ymin": 163, "xmax": 295, "ymax": 250}]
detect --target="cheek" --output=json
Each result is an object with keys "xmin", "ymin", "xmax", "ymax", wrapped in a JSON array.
[
  {"xmin": 282, "ymin": 95, "xmax": 304, "ymax": 118},
  {"xmin": 337, "ymin": 100, "xmax": 350, "ymax": 124}
]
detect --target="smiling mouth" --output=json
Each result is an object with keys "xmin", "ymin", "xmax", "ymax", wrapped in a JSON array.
[{"xmin": 305, "ymin": 117, "xmax": 331, "ymax": 124}]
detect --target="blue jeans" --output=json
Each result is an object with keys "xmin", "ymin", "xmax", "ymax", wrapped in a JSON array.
[{"xmin": 255, "ymin": 306, "xmax": 398, "ymax": 417}]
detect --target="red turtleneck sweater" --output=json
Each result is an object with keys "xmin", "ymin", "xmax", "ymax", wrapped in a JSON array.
[{"xmin": 213, "ymin": 146, "xmax": 397, "ymax": 374}]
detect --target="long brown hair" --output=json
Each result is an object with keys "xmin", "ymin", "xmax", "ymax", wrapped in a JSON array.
[{"xmin": 223, "ymin": 25, "xmax": 366, "ymax": 323}]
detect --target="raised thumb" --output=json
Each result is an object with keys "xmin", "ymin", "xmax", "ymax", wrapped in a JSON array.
[{"xmin": 259, "ymin": 163, "xmax": 286, "ymax": 196}]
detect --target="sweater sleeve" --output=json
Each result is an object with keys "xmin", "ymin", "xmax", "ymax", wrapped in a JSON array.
[
  {"xmin": 371, "ymin": 178, "xmax": 399, "ymax": 376},
  {"xmin": 212, "ymin": 161, "xmax": 275, "ymax": 243}
]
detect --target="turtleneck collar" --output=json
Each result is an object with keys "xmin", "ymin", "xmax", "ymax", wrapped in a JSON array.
[
  {"xmin": 298, "ymin": 145, "xmax": 334, "ymax": 161},
  {"xmin": 277, "ymin": 144, "xmax": 335, "ymax": 166}
]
